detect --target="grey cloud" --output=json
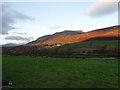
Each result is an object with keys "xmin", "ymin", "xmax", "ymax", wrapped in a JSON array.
[
  {"xmin": 12, "ymin": 31, "xmax": 27, "ymax": 35},
  {"xmin": 87, "ymin": 0, "xmax": 118, "ymax": 17},
  {"xmin": 17, "ymin": 32, "xmax": 27, "ymax": 35},
  {"xmin": 0, "ymin": 4, "xmax": 33, "ymax": 35},
  {"xmin": 5, "ymin": 36, "xmax": 33, "ymax": 41},
  {"xmin": 12, "ymin": 10, "xmax": 33, "ymax": 20}
]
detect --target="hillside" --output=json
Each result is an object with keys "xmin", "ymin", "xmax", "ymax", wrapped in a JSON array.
[
  {"xmin": 62, "ymin": 40, "xmax": 118, "ymax": 48},
  {"xmin": 28, "ymin": 25, "xmax": 119, "ymax": 46},
  {"xmin": 28, "ymin": 30, "xmax": 84, "ymax": 45},
  {"xmin": 2, "ymin": 43, "xmax": 23, "ymax": 47}
]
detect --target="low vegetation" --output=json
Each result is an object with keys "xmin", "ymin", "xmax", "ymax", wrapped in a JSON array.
[
  {"xmin": 2, "ymin": 40, "xmax": 119, "ymax": 58},
  {"xmin": 3, "ymin": 55, "xmax": 118, "ymax": 88},
  {"xmin": 65, "ymin": 40, "xmax": 118, "ymax": 48}
]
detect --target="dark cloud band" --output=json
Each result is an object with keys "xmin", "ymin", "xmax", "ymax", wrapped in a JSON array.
[{"xmin": 5, "ymin": 36, "xmax": 33, "ymax": 41}]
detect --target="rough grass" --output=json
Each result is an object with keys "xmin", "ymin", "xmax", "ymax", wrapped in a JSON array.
[
  {"xmin": 66, "ymin": 40, "xmax": 118, "ymax": 48},
  {"xmin": 2, "ymin": 55, "xmax": 118, "ymax": 88}
]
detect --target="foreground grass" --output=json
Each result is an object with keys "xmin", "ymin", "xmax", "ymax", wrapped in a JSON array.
[{"xmin": 3, "ymin": 55, "xmax": 118, "ymax": 88}]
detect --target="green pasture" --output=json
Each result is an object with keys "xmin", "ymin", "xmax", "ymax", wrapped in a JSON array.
[
  {"xmin": 2, "ymin": 55, "xmax": 118, "ymax": 88},
  {"xmin": 66, "ymin": 40, "xmax": 118, "ymax": 48}
]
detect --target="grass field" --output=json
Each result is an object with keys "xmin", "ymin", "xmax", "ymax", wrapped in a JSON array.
[
  {"xmin": 2, "ymin": 55, "xmax": 118, "ymax": 88},
  {"xmin": 65, "ymin": 40, "xmax": 118, "ymax": 48}
]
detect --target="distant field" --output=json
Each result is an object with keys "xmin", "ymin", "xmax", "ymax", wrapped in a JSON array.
[
  {"xmin": 65, "ymin": 40, "xmax": 118, "ymax": 48},
  {"xmin": 3, "ymin": 55, "xmax": 118, "ymax": 88}
]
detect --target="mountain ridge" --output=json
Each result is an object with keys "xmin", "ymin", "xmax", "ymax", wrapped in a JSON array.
[
  {"xmin": 2, "ymin": 43, "xmax": 24, "ymax": 47},
  {"xmin": 28, "ymin": 25, "xmax": 119, "ymax": 46}
]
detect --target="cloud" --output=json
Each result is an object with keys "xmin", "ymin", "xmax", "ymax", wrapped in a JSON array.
[
  {"xmin": 12, "ymin": 10, "xmax": 33, "ymax": 20},
  {"xmin": 0, "ymin": 4, "xmax": 33, "ymax": 35},
  {"xmin": 16, "ymin": 32, "xmax": 27, "ymax": 35},
  {"xmin": 11, "ymin": 31, "xmax": 27, "ymax": 35},
  {"xmin": 87, "ymin": 0, "xmax": 118, "ymax": 17},
  {"xmin": 5, "ymin": 36, "xmax": 33, "ymax": 41},
  {"xmin": 49, "ymin": 25, "xmax": 66, "ymax": 29}
]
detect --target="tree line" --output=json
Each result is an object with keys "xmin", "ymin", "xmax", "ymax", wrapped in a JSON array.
[{"xmin": 2, "ymin": 45, "xmax": 119, "ymax": 58}]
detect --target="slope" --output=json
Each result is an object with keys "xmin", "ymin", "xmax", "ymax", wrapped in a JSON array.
[{"xmin": 28, "ymin": 25, "xmax": 119, "ymax": 46}]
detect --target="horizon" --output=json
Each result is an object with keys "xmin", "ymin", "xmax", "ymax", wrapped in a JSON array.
[
  {"xmin": 1, "ymin": 24, "xmax": 119, "ymax": 46},
  {"xmin": 0, "ymin": 0, "xmax": 119, "ymax": 44}
]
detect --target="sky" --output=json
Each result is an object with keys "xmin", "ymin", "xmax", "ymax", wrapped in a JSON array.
[{"xmin": 0, "ymin": 0, "xmax": 119, "ymax": 45}]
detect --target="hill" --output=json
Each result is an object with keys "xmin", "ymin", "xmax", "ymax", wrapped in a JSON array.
[
  {"xmin": 28, "ymin": 30, "xmax": 84, "ymax": 45},
  {"xmin": 2, "ymin": 43, "xmax": 23, "ymax": 47},
  {"xmin": 62, "ymin": 40, "xmax": 118, "ymax": 48},
  {"xmin": 28, "ymin": 25, "xmax": 119, "ymax": 46}
]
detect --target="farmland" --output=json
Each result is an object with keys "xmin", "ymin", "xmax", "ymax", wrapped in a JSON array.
[{"xmin": 2, "ymin": 55, "xmax": 118, "ymax": 88}]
